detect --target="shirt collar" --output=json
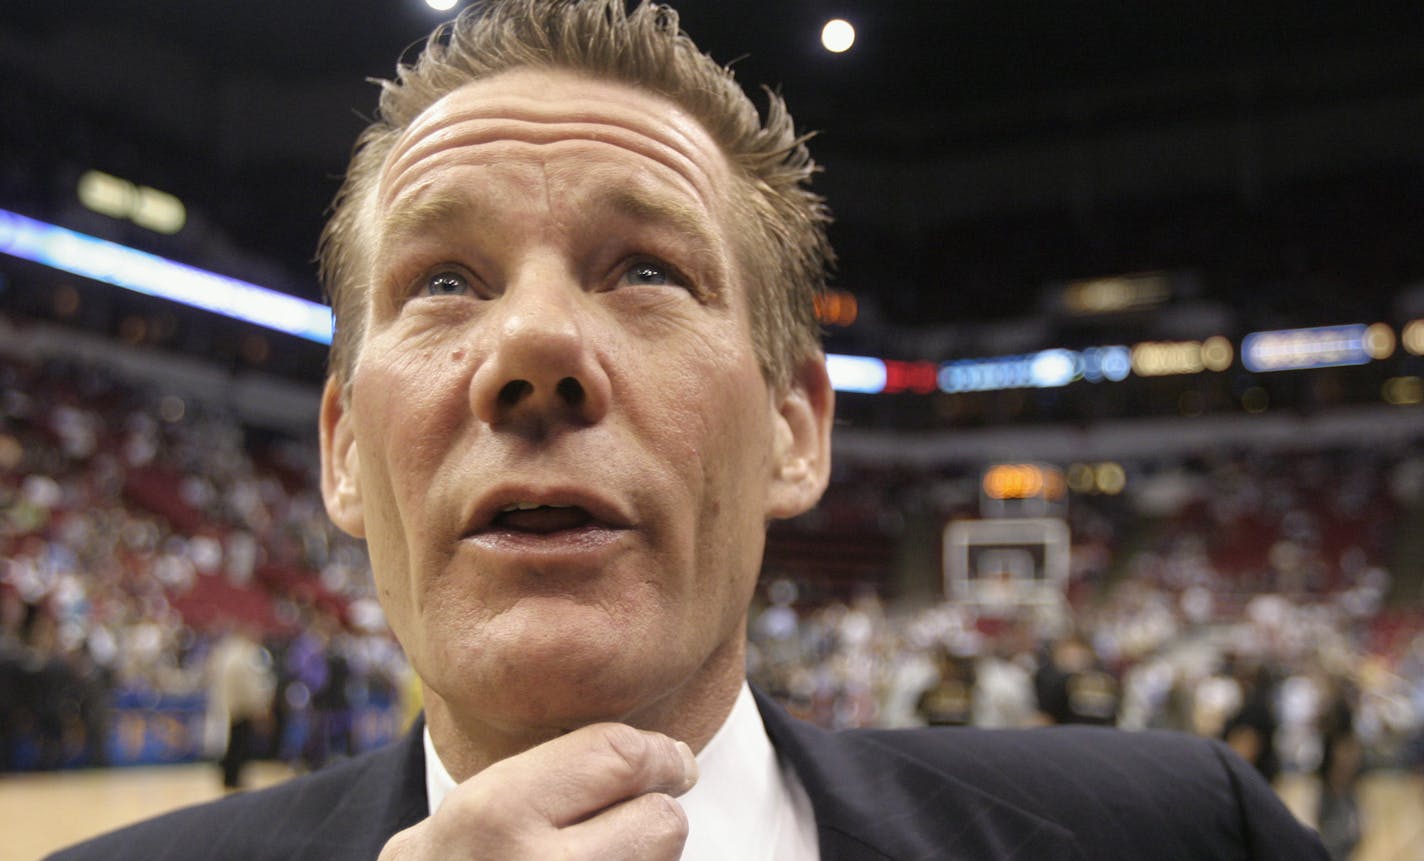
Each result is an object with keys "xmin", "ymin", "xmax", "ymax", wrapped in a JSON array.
[
  {"xmin": 679, "ymin": 682, "xmax": 819, "ymax": 861},
  {"xmin": 422, "ymin": 719, "xmax": 457, "ymax": 819},
  {"xmin": 423, "ymin": 682, "xmax": 818, "ymax": 860}
]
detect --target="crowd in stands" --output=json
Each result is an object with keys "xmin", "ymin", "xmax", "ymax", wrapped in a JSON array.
[
  {"xmin": 0, "ymin": 349, "xmax": 410, "ymax": 778},
  {"xmin": 745, "ymin": 572, "xmax": 1424, "ymax": 857},
  {"xmin": 749, "ymin": 445, "xmax": 1424, "ymax": 859}
]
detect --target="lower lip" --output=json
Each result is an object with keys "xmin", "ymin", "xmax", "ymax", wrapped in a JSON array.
[{"xmin": 460, "ymin": 525, "xmax": 629, "ymax": 560}]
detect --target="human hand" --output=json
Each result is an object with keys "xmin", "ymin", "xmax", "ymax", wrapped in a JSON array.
[{"xmin": 378, "ymin": 723, "xmax": 699, "ymax": 860}]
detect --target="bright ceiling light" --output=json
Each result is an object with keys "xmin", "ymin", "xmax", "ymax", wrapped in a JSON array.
[
  {"xmin": 425, "ymin": 0, "xmax": 458, "ymax": 11},
  {"xmin": 77, "ymin": 170, "xmax": 187, "ymax": 234},
  {"xmin": 821, "ymin": 18, "xmax": 855, "ymax": 53}
]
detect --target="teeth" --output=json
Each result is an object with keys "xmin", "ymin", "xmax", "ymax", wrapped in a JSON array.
[{"xmin": 499, "ymin": 502, "xmax": 574, "ymax": 512}]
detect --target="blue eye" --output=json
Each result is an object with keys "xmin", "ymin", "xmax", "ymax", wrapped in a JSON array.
[
  {"xmin": 426, "ymin": 271, "xmax": 470, "ymax": 296},
  {"xmin": 622, "ymin": 260, "xmax": 676, "ymax": 287}
]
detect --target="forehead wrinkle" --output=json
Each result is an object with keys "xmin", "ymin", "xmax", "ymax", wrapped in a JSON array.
[{"xmin": 379, "ymin": 105, "xmax": 725, "ymax": 214}]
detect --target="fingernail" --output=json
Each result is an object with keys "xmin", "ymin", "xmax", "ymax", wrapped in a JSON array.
[{"xmin": 675, "ymin": 740, "xmax": 698, "ymax": 791}]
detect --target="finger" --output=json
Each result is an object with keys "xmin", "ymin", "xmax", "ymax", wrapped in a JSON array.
[
  {"xmin": 556, "ymin": 791, "xmax": 690, "ymax": 861},
  {"xmin": 466, "ymin": 723, "xmax": 698, "ymax": 828},
  {"xmin": 376, "ymin": 823, "xmax": 421, "ymax": 861}
]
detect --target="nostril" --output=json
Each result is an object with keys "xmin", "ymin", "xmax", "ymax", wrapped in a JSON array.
[
  {"xmin": 556, "ymin": 377, "xmax": 585, "ymax": 406},
  {"xmin": 498, "ymin": 379, "xmax": 533, "ymax": 407}
]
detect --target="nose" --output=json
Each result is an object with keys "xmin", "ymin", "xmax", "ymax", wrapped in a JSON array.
[{"xmin": 468, "ymin": 272, "xmax": 611, "ymax": 432}]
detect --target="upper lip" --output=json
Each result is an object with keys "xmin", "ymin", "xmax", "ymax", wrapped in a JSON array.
[{"xmin": 463, "ymin": 484, "xmax": 635, "ymax": 535}]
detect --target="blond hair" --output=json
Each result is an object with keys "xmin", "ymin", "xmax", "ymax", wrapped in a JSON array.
[{"xmin": 318, "ymin": 0, "xmax": 832, "ymax": 391}]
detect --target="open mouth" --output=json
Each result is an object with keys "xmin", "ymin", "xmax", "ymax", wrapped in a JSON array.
[
  {"xmin": 463, "ymin": 491, "xmax": 634, "ymax": 550},
  {"xmin": 488, "ymin": 503, "xmax": 597, "ymax": 535}
]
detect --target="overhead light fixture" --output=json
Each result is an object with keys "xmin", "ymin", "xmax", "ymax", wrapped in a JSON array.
[
  {"xmin": 821, "ymin": 19, "xmax": 855, "ymax": 53},
  {"xmin": 77, "ymin": 170, "xmax": 187, "ymax": 235}
]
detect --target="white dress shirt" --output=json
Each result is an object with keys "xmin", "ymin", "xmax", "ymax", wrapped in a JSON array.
[{"xmin": 423, "ymin": 683, "xmax": 820, "ymax": 860}]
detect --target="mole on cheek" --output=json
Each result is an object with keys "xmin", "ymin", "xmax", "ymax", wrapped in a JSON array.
[{"xmin": 451, "ymin": 349, "xmax": 466, "ymax": 362}]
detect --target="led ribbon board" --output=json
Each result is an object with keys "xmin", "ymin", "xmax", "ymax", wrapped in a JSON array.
[
  {"xmin": 825, "ymin": 353, "xmax": 887, "ymax": 393},
  {"xmin": 825, "ymin": 345, "xmax": 1133, "ymax": 395},
  {"xmin": 1241, "ymin": 324, "xmax": 1377, "ymax": 373},
  {"xmin": 0, "ymin": 208, "xmax": 333, "ymax": 344},
  {"xmin": 938, "ymin": 346, "xmax": 1130, "ymax": 394}
]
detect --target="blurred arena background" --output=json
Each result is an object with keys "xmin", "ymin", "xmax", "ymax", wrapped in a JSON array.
[{"xmin": 3, "ymin": 1, "xmax": 1424, "ymax": 858}]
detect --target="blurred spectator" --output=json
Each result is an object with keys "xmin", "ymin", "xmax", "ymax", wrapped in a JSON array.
[
  {"xmin": 309, "ymin": 616, "xmax": 354, "ymax": 769},
  {"xmin": 972, "ymin": 623, "xmax": 1038, "ymax": 729},
  {"xmin": 915, "ymin": 647, "xmax": 976, "ymax": 726},
  {"xmin": 206, "ymin": 622, "xmax": 274, "ymax": 790},
  {"xmin": 1315, "ymin": 676, "xmax": 1362, "ymax": 860},
  {"xmin": 1034, "ymin": 634, "xmax": 1120, "ymax": 726},
  {"xmin": 1221, "ymin": 660, "xmax": 1281, "ymax": 784}
]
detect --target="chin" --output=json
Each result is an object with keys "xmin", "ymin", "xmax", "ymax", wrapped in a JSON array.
[
  {"xmin": 439, "ymin": 631, "xmax": 684, "ymax": 726},
  {"xmin": 482, "ymin": 665, "xmax": 672, "ymax": 732}
]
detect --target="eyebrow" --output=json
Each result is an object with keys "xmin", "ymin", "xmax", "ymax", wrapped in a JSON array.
[
  {"xmin": 377, "ymin": 191, "xmax": 490, "ymax": 252},
  {"xmin": 593, "ymin": 186, "xmax": 722, "ymax": 260}
]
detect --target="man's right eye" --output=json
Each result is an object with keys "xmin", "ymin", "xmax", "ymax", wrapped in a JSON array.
[{"xmin": 425, "ymin": 270, "xmax": 470, "ymax": 296}]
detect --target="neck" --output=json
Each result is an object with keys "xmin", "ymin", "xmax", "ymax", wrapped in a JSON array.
[{"xmin": 423, "ymin": 634, "xmax": 747, "ymax": 782}]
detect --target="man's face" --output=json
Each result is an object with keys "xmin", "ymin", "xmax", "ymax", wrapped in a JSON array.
[{"xmin": 320, "ymin": 69, "xmax": 829, "ymax": 733}]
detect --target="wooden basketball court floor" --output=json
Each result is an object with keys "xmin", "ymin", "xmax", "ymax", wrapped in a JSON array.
[{"xmin": 2, "ymin": 763, "xmax": 1421, "ymax": 860}]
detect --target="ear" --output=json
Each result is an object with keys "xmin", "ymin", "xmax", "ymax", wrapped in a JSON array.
[
  {"xmin": 765, "ymin": 353, "xmax": 835, "ymax": 521},
  {"xmin": 319, "ymin": 376, "xmax": 366, "ymax": 538}
]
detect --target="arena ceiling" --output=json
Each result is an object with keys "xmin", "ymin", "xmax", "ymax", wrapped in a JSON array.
[{"xmin": 4, "ymin": 1, "xmax": 1424, "ymax": 349}]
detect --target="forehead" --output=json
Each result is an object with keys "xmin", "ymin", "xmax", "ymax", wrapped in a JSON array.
[{"xmin": 376, "ymin": 68, "xmax": 735, "ymax": 219}]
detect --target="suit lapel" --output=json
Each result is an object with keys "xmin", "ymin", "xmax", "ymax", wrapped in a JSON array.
[
  {"xmin": 290, "ymin": 719, "xmax": 430, "ymax": 858},
  {"xmin": 754, "ymin": 691, "xmax": 1081, "ymax": 861},
  {"xmin": 370, "ymin": 718, "xmax": 431, "ymax": 837}
]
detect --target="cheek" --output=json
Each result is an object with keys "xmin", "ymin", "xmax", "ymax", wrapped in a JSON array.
[
  {"xmin": 348, "ymin": 351, "xmax": 471, "ymax": 626},
  {"xmin": 350, "ymin": 444, "xmax": 419, "ymax": 649},
  {"xmin": 647, "ymin": 350, "xmax": 769, "ymax": 489},
  {"xmin": 353, "ymin": 348, "xmax": 470, "ymax": 507},
  {"xmin": 673, "ymin": 356, "xmax": 774, "ymax": 553}
]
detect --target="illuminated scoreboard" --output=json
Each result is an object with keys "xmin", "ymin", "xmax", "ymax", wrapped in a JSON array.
[{"xmin": 979, "ymin": 462, "xmax": 1066, "ymax": 519}]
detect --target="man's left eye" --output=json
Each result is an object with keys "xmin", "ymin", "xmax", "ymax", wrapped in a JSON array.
[
  {"xmin": 621, "ymin": 260, "xmax": 677, "ymax": 287},
  {"xmin": 426, "ymin": 270, "xmax": 471, "ymax": 296}
]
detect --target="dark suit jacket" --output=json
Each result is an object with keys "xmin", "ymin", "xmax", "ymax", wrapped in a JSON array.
[{"xmin": 49, "ymin": 693, "xmax": 1327, "ymax": 860}]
